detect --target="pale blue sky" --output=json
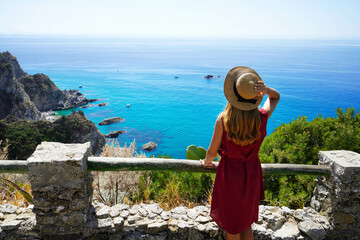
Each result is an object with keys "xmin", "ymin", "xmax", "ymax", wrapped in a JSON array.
[{"xmin": 1, "ymin": 0, "xmax": 359, "ymax": 39}]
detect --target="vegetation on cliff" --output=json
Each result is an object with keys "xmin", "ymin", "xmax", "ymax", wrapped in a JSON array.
[{"xmin": 0, "ymin": 110, "xmax": 105, "ymax": 159}]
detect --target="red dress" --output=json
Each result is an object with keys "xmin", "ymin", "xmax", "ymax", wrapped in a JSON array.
[{"xmin": 210, "ymin": 108, "xmax": 268, "ymax": 234}]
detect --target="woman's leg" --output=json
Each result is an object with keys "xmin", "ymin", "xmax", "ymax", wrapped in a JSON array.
[
  {"xmin": 239, "ymin": 226, "xmax": 253, "ymax": 240},
  {"xmin": 226, "ymin": 232, "xmax": 240, "ymax": 240},
  {"xmin": 226, "ymin": 226, "xmax": 253, "ymax": 240}
]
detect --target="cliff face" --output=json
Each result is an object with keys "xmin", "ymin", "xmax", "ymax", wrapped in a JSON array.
[
  {"xmin": 0, "ymin": 51, "xmax": 28, "ymax": 79},
  {"xmin": 0, "ymin": 59, "xmax": 42, "ymax": 121},
  {"xmin": 1, "ymin": 51, "xmax": 96, "ymax": 114},
  {"xmin": 18, "ymin": 73, "xmax": 68, "ymax": 112},
  {"xmin": 18, "ymin": 74, "xmax": 95, "ymax": 112}
]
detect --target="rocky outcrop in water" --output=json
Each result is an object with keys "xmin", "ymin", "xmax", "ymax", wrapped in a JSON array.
[
  {"xmin": 61, "ymin": 89, "xmax": 98, "ymax": 110},
  {"xmin": 0, "ymin": 56, "xmax": 42, "ymax": 121},
  {"xmin": 142, "ymin": 141, "xmax": 157, "ymax": 150},
  {"xmin": 98, "ymin": 102, "xmax": 108, "ymax": 107},
  {"xmin": 104, "ymin": 130, "xmax": 126, "ymax": 138},
  {"xmin": 99, "ymin": 117, "xmax": 124, "ymax": 125}
]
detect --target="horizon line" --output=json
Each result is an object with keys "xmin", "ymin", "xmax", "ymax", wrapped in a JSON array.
[{"xmin": 1, "ymin": 34, "xmax": 360, "ymax": 41}]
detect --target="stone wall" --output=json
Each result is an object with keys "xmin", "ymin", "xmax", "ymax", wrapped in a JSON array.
[
  {"xmin": 27, "ymin": 142, "xmax": 93, "ymax": 239},
  {"xmin": 0, "ymin": 143, "xmax": 359, "ymax": 239},
  {"xmin": 0, "ymin": 202, "xmax": 332, "ymax": 240},
  {"xmin": 311, "ymin": 151, "xmax": 360, "ymax": 239}
]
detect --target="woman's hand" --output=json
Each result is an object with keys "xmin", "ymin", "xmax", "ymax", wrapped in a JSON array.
[
  {"xmin": 200, "ymin": 159, "xmax": 216, "ymax": 168},
  {"xmin": 255, "ymin": 80, "xmax": 280, "ymax": 119},
  {"xmin": 255, "ymin": 80, "xmax": 268, "ymax": 97}
]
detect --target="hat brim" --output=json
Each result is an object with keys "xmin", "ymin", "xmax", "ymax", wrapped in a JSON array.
[{"xmin": 224, "ymin": 66, "xmax": 263, "ymax": 111}]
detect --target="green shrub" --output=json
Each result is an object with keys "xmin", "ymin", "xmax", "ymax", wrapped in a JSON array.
[
  {"xmin": 260, "ymin": 107, "xmax": 360, "ymax": 208},
  {"xmin": 0, "ymin": 111, "xmax": 97, "ymax": 160},
  {"xmin": 0, "ymin": 117, "xmax": 70, "ymax": 159}
]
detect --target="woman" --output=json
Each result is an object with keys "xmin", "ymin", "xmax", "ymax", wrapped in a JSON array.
[{"xmin": 200, "ymin": 66, "xmax": 280, "ymax": 240}]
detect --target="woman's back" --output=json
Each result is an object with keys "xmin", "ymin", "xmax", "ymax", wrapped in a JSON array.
[
  {"xmin": 210, "ymin": 108, "xmax": 268, "ymax": 234},
  {"xmin": 219, "ymin": 108, "xmax": 268, "ymax": 161}
]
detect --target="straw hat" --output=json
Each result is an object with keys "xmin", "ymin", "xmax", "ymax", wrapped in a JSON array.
[{"xmin": 224, "ymin": 66, "xmax": 263, "ymax": 110}]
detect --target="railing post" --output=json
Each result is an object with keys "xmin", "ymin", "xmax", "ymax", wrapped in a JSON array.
[
  {"xmin": 311, "ymin": 150, "xmax": 360, "ymax": 239},
  {"xmin": 27, "ymin": 142, "xmax": 93, "ymax": 239}
]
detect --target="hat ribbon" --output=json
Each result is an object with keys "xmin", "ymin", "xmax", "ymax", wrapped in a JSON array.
[{"xmin": 233, "ymin": 73, "xmax": 257, "ymax": 104}]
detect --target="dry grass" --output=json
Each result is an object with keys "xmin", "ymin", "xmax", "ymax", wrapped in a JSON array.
[
  {"xmin": 138, "ymin": 175, "xmax": 212, "ymax": 211},
  {"xmin": 93, "ymin": 139, "xmax": 213, "ymax": 210},
  {"xmin": 92, "ymin": 139, "xmax": 146, "ymax": 206},
  {"xmin": 0, "ymin": 140, "xmax": 8, "ymax": 160},
  {"xmin": 0, "ymin": 140, "xmax": 32, "ymax": 207},
  {"xmin": 0, "ymin": 174, "xmax": 32, "ymax": 207},
  {"xmin": 157, "ymin": 178, "xmax": 193, "ymax": 209}
]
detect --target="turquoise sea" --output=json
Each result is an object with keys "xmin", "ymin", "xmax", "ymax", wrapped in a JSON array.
[{"xmin": 1, "ymin": 37, "xmax": 360, "ymax": 158}]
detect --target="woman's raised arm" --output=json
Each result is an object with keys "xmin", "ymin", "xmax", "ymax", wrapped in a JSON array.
[{"xmin": 255, "ymin": 81, "xmax": 280, "ymax": 119}]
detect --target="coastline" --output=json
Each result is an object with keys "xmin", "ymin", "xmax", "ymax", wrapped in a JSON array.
[{"xmin": 2, "ymin": 38, "xmax": 360, "ymax": 158}]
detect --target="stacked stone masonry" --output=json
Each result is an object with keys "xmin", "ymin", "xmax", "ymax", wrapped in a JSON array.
[
  {"xmin": 0, "ymin": 203, "xmax": 332, "ymax": 240},
  {"xmin": 311, "ymin": 151, "xmax": 360, "ymax": 239},
  {"xmin": 0, "ymin": 143, "xmax": 358, "ymax": 239},
  {"xmin": 27, "ymin": 142, "xmax": 93, "ymax": 239}
]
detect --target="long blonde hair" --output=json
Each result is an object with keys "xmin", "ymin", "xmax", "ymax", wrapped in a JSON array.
[{"xmin": 219, "ymin": 102, "xmax": 261, "ymax": 146}]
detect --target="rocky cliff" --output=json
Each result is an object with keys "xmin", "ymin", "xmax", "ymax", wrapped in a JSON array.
[
  {"xmin": 0, "ymin": 51, "xmax": 28, "ymax": 79},
  {"xmin": 0, "ymin": 51, "xmax": 97, "ymax": 116},
  {"xmin": 0, "ymin": 51, "xmax": 105, "ymax": 157},
  {"xmin": 17, "ymin": 73, "xmax": 68, "ymax": 112},
  {"xmin": 0, "ymin": 58, "xmax": 42, "ymax": 121},
  {"xmin": 18, "ymin": 74, "xmax": 96, "ymax": 111}
]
